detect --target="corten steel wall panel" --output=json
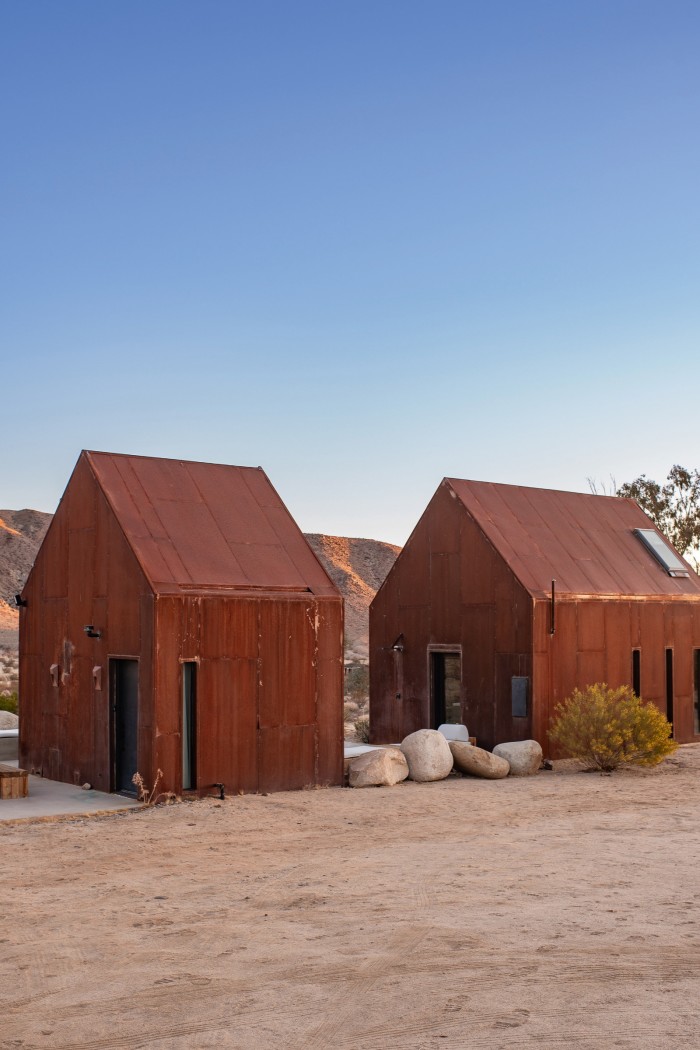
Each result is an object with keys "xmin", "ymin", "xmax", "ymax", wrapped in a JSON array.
[
  {"xmin": 200, "ymin": 598, "xmax": 258, "ymax": 660},
  {"xmin": 668, "ymin": 605, "xmax": 692, "ymax": 739},
  {"xmin": 398, "ymin": 604, "xmax": 431, "ymax": 731},
  {"xmin": 258, "ymin": 601, "xmax": 315, "ymax": 729},
  {"xmin": 531, "ymin": 629, "xmax": 551, "ymax": 750},
  {"xmin": 259, "ymin": 725, "xmax": 317, "ymax": 792},
  {"xmin": 370, "ymin": 647, "xmax": 399, "ymax": 743},
  {"xmin": 369, "ymin": 564, "xmax": 401, "ymax": 743},
  {"xmin": 314, "ymin": 597, "xmax": 344, "ymax": 785},
  {"xmin": 21, "ymin": 453, "xmax": 154, "ymax": 791},
  {"xmin": 42, "ymin": 511, "xmax": 68, "ymax": 599},
  {"xmin": 602, "ymin": 603, "xmax": 633, "ymax": 688},
  {"xmin": 428, "ymin": 493, "xmax": 461, "ymax": 553},
  {"xmin": 154, "ymin": 598, "xmax": 183, "ymax": 739},
  {"xmin": 461, "ymin": 605, "xmax": 495, "ymax": 745},
  {"xmin": 638, "ymin": 603, "xmax": 665, "ymax": 708},
  {"xmin": 19, "ymin": 655, "xmax": 44, "ymax": 771},
  {"xmin": 577, "ymin": 651, "xmax": 607, "ymax": 689},
  {"xmin": 549, "ymin": 601, "xmax": 578, "ymax": 709},
  {"xmin": 197, "ymin": 657, "xmax": 259, "ymax": 794},
  {"xmin": 460, "ymin": 520, "xmax": 496, "ymax": 605},
  {"xmin": 429, "ymin": 552, "xmax": 461, "ymax": 641},
  {"xmin": 577, "ymin": 603, "xmax": 605, "ymax": 652},
  {"xmin": 532, "ymin": 599, "xmax": 551, "ymax": 654},
  {"xmin": 495, "ymin": 653, "xmax": 532, "ymax": 745}
]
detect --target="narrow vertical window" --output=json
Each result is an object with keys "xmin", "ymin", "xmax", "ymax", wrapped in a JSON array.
[
  {"xmin": 694, "ymin": 650, "xmax": 700, "ymax": 736},
  {"xmin": 632, "ymin": 650, "xmax": 641, "ymax": 697},
  {"xmin": 182, "ymin": 662, "xmax": 197, "ymax": 791},
  {"xmin": 665, "ymin": 649, "xmax": 674, "ymax": 733}
]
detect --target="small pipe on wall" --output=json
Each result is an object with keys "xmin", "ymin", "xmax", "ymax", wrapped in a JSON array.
[{"xmin": 550, "ymin": 579, "xmax": 556, "ymax": 635}]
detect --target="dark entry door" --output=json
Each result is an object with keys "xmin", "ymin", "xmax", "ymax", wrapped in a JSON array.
[
  {"xmin": 112, "ymin": 659, "xmax": 139, "ymax": 795},
  {"xmin": 431, "ymin": 651, "xmax": 462, "ymax": 727}
]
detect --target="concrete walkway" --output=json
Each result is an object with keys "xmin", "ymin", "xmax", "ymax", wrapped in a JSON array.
[{"xmin": 0, "ymin": 763, "xmax": 142, "ymax": 823}]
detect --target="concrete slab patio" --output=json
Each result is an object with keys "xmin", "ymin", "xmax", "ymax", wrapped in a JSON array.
[{"xmin": 0, "ymin": 762, "xmax": 142, "ymax": 822}]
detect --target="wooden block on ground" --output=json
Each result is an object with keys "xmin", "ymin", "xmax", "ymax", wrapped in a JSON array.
[{"xmin": 0, "ymin": 763, "xmax": 29, "ymax": 800}]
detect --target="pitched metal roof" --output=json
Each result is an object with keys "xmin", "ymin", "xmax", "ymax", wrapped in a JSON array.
[
  {"xmin": 85, "ymin": 451, "xmax": 338, "ymax": 596},
  {"xmin": 445, "ymin": 478, "xmax": 700, "ymax": 599}
]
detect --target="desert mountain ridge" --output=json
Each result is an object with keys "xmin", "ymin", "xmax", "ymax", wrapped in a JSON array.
[{"xmin": 0, "ymin": 509, "xmax": 400, "ymax": 657}]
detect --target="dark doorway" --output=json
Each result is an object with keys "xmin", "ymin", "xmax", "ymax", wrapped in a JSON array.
[
  {"xmin": 111, "ymin": 659, "xmax": 139, "ymax": 795},
  {"xmin": 182, "ymin": 662, "xmax": 197, "ymax": 791},
  {"xmin": 665, "ymin": 649, "xmax": 674, "ymax": 733},
  {"xmin": 430, "ymin": 651, "xmax": 461, "ymax": 727},
  {"xmin": 694, "ymin": 650, "xmax": 700, "ymax": 736}
]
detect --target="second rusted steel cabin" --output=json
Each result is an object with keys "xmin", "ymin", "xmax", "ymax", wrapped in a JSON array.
[
  {"xmin": 370, "ymin": 478, "xmax": 700, "ymax": 753},
  {"xmin": 19, "ymin": 451, "xmax": 344, "ymax": 796}
]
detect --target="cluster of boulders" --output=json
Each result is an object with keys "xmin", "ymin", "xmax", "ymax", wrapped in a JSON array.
[{"xmin": 347, "ymin": 729, "xmax": 543, "ymax": 788}]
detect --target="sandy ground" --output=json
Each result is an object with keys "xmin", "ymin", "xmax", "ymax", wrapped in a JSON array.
[{"xmin": 2, "ymin": 748, "xmax": 700, "ymax": 1050}]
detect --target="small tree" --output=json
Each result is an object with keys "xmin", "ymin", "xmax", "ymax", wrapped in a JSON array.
[
  {"xmin": 549, "ymin": 683, "xmax": 677, "ymax": 772},
  {"xmin": 616, "ymin": 465, "xmax": 700, "ymax": 567}
]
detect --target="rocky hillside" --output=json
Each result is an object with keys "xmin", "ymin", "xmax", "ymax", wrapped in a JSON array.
[
  {"xmin": 305, "ymin": 534, "xmax": 401, "ymax": 659},
  {"xmin": 0, "ymin": 510, "xmax": 52, "ymax": 645},
  {"xmin": 0, "ymin": 509, "xmax": 399, "ymax": 658}
]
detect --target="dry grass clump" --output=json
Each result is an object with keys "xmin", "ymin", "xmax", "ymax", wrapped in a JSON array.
[{"xmin": 132, "ymin": 769, "xmax": 178, "ymax": 806}]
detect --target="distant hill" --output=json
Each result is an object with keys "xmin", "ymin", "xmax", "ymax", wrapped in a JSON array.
[
  {"xmin": 305, "ymin": 534, "xmax": 401, "ymax": 659},
  {"xmin": 0, "ymin": 510, "xmax": 52, "ymax": 645},
  {"xmin": 0, "ymin": 509, "xmax": 399, "ymax": 657}
]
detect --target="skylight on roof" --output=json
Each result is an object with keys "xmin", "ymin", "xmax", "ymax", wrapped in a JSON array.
[{"xmin": 633, "ymin": 529, "xmax": 690, "ymax": 577}]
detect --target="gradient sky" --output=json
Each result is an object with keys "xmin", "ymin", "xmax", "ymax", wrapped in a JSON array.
[{"xmin": 2, "ymin": 1, "xmax": 699, "ymax": 545}]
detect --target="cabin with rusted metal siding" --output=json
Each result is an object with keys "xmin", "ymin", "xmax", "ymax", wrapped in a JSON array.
[
  {"xmin": 370, "ymin": 478, "xmax": 700, "ymax": 753},
  {"xmin": 19, "ymin": 451, "xmax": 343, "ymax": 796}
]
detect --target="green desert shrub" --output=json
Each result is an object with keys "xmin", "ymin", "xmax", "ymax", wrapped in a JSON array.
[
  {"xmin": 0, "ymin": 692, "xmax": 18, "ymax": 715},
  {"xmin": 549, "ymin": 683, "xmax": 677, "ymax": 772},
  {"xmin": 353, "ymin": 716, "xmax": 371, "ymax": 744}
]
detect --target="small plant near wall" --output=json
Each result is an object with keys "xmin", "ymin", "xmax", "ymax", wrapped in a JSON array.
[
  {"xmin": 549, "ymin": 683, "xmax": 678, "ymax": 772},
  {"xmin": 132, "ymin": 769, "xmax": 177, "ymax": 806},
  {"xmin": 0, "ymin": 691, "xmax": 18, "ymax": 715},
  {"xmin": 353, "ymin": 716, "xmax": 371, "ymax": 743}
]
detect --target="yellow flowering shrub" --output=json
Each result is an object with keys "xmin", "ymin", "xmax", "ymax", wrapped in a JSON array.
[{"xmin": 549, "ymin": 683, "xmax": 677, "ymax": 772}]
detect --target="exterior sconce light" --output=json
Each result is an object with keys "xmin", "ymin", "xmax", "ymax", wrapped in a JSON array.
[{"xmin": 84, "ymin": 625, "xmax": 102, "ymax": 639}]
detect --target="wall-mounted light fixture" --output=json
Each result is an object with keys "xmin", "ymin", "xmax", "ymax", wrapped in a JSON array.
[
  {"xmin": 15, "ymin": 594, "xmax": 27, "ymax": 607},
  {"xmin": 83, "ymin": 625, "xmax": 102, "ymax": 639}
]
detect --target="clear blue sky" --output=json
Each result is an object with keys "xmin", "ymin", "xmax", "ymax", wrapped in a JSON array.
[{"xmin": 2, "ymin": 1, "xmax": 699, "ymax": 545}]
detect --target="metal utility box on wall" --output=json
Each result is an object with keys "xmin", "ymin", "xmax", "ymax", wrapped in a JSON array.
[
  {"xmin": 19, "ymin": 451, "xmax": 344, "ymax": 796},
  {"xmin": 370, "ymin": 478, "xmax": 700, "ymax": 753}
]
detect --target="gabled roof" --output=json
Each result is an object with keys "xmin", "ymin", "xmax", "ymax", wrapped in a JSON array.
[
  {"xmin": 445, "ymin": 478, "xmax": 700, "ymax": 599},
  {"xmin": 84, "ymin": 451, "xmax": 338, "ymax": 596}
]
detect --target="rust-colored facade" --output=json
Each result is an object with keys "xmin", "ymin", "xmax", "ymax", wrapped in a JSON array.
[
  {"xmin": 370, "ymin": 478, "xmax": 700, "ymax": 753},
  {"xmin": 19, "ymin": 451, "xmax": 343, "ymax": 796}
]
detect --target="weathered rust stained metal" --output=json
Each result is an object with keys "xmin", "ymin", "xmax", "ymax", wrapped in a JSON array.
[
  {"xmin": 447, "ymin": 478, "xmax": 700, "ymax": 599},
  {"xmin": 87, "ymin": 451, "xmax": 336, "ymax": 595},
  {"xmin": 370, "ymin": 478, "xmax": 700, "ymax": 752},
  {"xmin": 19, "ymin": 451, "xmax": 343, "ymax": 796}
]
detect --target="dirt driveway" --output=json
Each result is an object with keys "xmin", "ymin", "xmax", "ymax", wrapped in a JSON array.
[{"xmin": 2, "ymin": 746, "xmax": 700, "ymax": 1049}]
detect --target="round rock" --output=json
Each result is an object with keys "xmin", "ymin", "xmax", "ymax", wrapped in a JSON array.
[
  {"xmin": 400, "ymin": 729, "xmax": 454, "ymax": 782},
  {"xmin": 492, "ymin": 739, "xmax": 543, "ymax": 776},
  {"xmin": 449, "ymin": 741, "xmax": 510, "ymax": 779},
  {"xmin": 348, "ymin": 747, "xmax": 409, "ymax": 788}
]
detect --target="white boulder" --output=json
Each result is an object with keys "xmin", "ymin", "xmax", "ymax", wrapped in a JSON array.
[
  {"xmin": 492, "ymin": 739, "xmax": 543, "ymax": 776},
  {"xmin": 449, "ymin": 741, "xmax": 510, "ymax": 779},
  {"xmin": 401, "ymin": 729, "xmax": 454, "ymax": 783},
  {"xmin": 348, "ymin": 747, "xmax": 409, "ymax": 788}
]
